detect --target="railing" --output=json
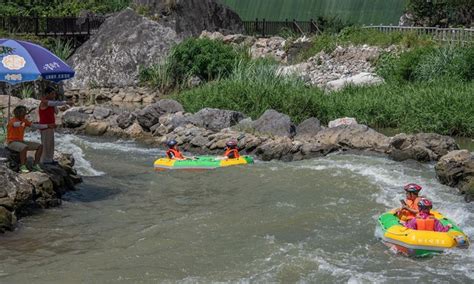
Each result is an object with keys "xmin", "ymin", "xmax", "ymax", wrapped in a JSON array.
[
  {"xmin": 0, "ymin": 16, "xmax": 105, "ymax": 37},
  {"xmin": 363, "ymin": 25, "xmax": 474, "ymax": 43}
]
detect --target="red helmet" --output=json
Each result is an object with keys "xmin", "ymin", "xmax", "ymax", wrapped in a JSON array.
[
  {"xmin": 417, "ymin": 198, "xmax": 433, "ymax": 211},
  {"xmin": 404, "ymin": 183, "xmax": 422, "ymax": 194},
  {"xmin": 226, "ymin": 140, "xmax": 237, "ymax": 148}
]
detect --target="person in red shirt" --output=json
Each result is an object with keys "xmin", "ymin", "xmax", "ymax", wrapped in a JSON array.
[
  {"xmin": 6, "ymin": 106, "xmax": 53, "ymax": 173},
  {"xmin": 38, "ymin": 86, "xmax": 72, "ymax": 164},
  {"xmin": 223, "ymin": 140, "xmax": 240, "ymax": 159}
]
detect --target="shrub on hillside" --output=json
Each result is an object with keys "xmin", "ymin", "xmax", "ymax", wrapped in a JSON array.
[{"xmin": 376, "ymin": 45, "xmax": 473, "ymax": 83}]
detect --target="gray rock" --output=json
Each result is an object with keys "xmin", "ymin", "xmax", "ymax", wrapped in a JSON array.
[
  {"xmin": 326, "ymin": 72, "xmax": 384, "ymax": 92},
  {"xmin": 66, "ymin": 8, "xmax": 180, "ymax": 89},
  {"xmin": 62, "ymin": 108, "xmax": 90, "ymax": 128},
  {"xmin": 251, "ymin": 109, "xmax": 296, "ymax": 138},
  {"xmin": 435, "ymin": 150, "xmax": 474, "ymax": 188},
  {"xmin": 0, "ymin": 164, "xmax": 34, "ymax": 215},
  {"xmin": 85, "ymin": 122, "xmax": 109, "ymax": 136},
  {"xmin": 136, "ymin": 99, "xmax": 184, "ymax": 130},
  {"xmin": 132, "ymin": 0, "xmax": 244, "ymax": 37},
  {"xmin": 189, "ymin": 108, "xmax": 245, "ymax": 132},
  {"xmin": 295, "ymin": 117, "xmax": 322, "ymax": 140},
  {"xmin": 93, "ymin": 107, "xmax": 111, "ymax": 119},
  {"xmin": 388, "ymin": 133, "xmax": 459, "ymax": 162},
  {"xmin": 116, "ymin": 111, "xmax": 136, "ymax": 129},
  {"xmin": 0, "ymin": 206, "xmax": 13, "ymax": 233},
  {"xmin": 314, "ymin": 124, "xmax": 390, "ymax": 153}
]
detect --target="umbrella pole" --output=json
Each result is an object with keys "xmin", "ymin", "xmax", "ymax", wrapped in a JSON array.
[{"xmin": 7, "ymin": 84, "xmax": 11, "ymax": 124}]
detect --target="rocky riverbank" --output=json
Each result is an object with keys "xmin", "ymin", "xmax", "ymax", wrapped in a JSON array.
[
  {"xmin": 59, "ymin": 98, "xmax": 474, "ymax": 201},
  {"xmin": 0, "ymin": 151, "xmax": 82, "ymax": 233}
]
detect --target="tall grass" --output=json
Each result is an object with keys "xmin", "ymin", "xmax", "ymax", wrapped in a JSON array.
[
  {"xmin": 176, "ymin": 60, "xmax": 474, "ymax": 136},
  {"xmin": 48, "ymin": 39, "xmax": 74, "ymax": 61}
]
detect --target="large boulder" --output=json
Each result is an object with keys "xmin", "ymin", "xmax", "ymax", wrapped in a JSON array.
[
  {"xmin": 295, "ymin": 117, "xmax": 322, "ymax": 141},
  {"xmin": 132, "ymin": 0, "xmax": 244, "ymax": 37},
  {"xmin": 435, "ymin": 150, "xmax": 474, "ymax": 188},
  {"xmin": 314, "ymin": 124, "xmax": 390, "ymax": 153},
  {"xmin": 116, "ymin": 111, "xmax": 137, "ymax": 129},
  {"xmin": 66, "ymin": 8, "xmax": 180, "ymax": 89},
  {"xmin": 250, "ymin": 110, "xmax": 296, "ymax": 138},
  {"xmin": 189, "ymin": 108, "xmax": 245, "ymax": 132},
  {"xmin": 388, "ymin": 133, "xmax": 459, "ymax": 162},
  {"xmin": 62, "ymin": 107, "xmax": 90, "ymax": 128},
  {"xmin": 0, "ymin": 164, "xmax": 34, "ymax": 215},
  {"xmin": 135, "ymin": 99, "xmax": 184, "ymax": 130},
  {"xmin": 85, "ymin": 122, "xmax": 109, "ymax": 136}
]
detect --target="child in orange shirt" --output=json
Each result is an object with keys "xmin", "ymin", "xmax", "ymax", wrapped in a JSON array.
[{"xmin": 6, "ymin": 105, "xmax": 53, "ymax": 173}]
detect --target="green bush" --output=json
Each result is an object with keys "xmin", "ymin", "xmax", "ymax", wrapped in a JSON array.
[
  {"xmin": 377, "ymin": 45, "xmax": 473, "ymax": 83},
  {"xmin": 170, "ymin": 38, "xmax": 242, "ymax": 83},
  {"xmin": 140, "ymin": 38, "xmax": 247, "ymax": 92}
]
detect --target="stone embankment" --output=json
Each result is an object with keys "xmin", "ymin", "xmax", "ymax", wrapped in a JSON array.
[
  {"xmin": 200, "ymin": 31, "xmax": 388, "ymax": 91},
  {"xmin": 59, "ymin": 98, "xmax": 472, "ymax": 201},
  {"xmin": 0, "ymin": 152, "xmax": 82, "ymax": 233}
]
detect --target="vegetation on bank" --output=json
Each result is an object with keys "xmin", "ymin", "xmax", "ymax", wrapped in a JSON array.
[
  {"xmin": 176, "ymin": 61, "xmax": 474, "ymax": 136},
  {"xmin": 137, "ymin": 28, "xmax": 474, "ymax": 136},
  {"xmin": 0, "ymin": 0, "xmax": 130, "ymax": 16}
]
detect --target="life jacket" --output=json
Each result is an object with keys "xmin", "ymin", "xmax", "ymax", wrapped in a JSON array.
[
  {"xmin": 415, "ymin": 216, "xmax": 435, "ymax": 231},
  {"xmin": 166, "ymin": 148, "xmax": 184, "ymax": 160},
  {"xmin": 402, "ymin": 196, "xmax": 422, "ymax": 220},
  {"xmin": 224, "ymin": 148, "xmax": 240, "ymax": 159}
]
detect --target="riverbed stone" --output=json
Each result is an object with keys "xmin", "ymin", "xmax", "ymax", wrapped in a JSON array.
[
  {"xmin": 136, "ymin": 99, "xmax": 184, "ymax": 130},
  {"xmin": 62, "ymin": 108, "xmax": 90, "ymax": 128},
  {"xmin": 93, "ymin": 107, "xmax": 111, "ymax": 119},
  {"xmin": 435, "ymin": 150, "xmax": 474, "ymax": 188},
  {"xmin": 251, "ymin": 109, "xmax": 296, "ymax": 138},
  {"xmin": 0, "ymin": 206, "xmax": 13, "ymax": 233},
  {"xmin": 85, "ymin": 122, "xmax": 109, "ymax": 136},
  {"xmin": 116, "ymin": 111, "xmax": 136, "ymax": 129},
  {"xmin": 22, "ymin": 172, "xmax": 60, "ymax": 208},
  {"xmin": 295, "ymin": 117, "xmax": 322, "ymax": 140},
  {"xmin": 188, "ymin": 108, "xmax": 245, "ymax": 132},
  {"xmin": 389, "ymin": 133, "xmax": 459, "ymax": 162}
]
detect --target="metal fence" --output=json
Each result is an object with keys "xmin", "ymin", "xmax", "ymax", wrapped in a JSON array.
[
  {"xmin": 0, "ymin": 16, "xmax": 105, "ymax": 36},
  {"xmin": 363, "ymin": 25, "xmax": 474, "ymax": 43}
]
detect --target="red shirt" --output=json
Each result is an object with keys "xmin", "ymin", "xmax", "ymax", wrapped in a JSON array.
[{"xmin": 39, "ymin": 105, "xmax": 55, "ymax": 124}]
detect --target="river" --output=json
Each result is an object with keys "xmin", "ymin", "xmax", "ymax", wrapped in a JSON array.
[{"xmin": 0, "ymin": 134, "xmax": 473, "ymax": 283}]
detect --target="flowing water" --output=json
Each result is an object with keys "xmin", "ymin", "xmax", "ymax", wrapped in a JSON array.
[{"xmin": 0, "ymin": 134, "xmax": 473, "ymax": 283}]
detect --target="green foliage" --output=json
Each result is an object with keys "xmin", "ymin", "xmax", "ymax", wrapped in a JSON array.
[
  {"xmin": 138, "ymin": 59, "xmax": 175, "ymax": 94},
  {"xmin": 406, "ymin": 0, "xmax": 473, "ymax": 27},
  {"xmin": 19, "ymin": 85, "xmax": 34, "ymax": 99},
  {"xmin": 376, "ymin": 45, "xmax": 474, "ymax": 83},
  {"xmin": 47, "ymin": 38, "xmax": 74, "ymax": 61},
  {"xmin": 0, "ymin": 0, "xmax": 131, "ymax": 17},
  {"xmin": 176, "ymin": 59, "xmax": 474, "ymax": 136},
  {"xmin": 171, "ymin": 38, "xmax": 241, "ymax": 82},
  {"xmin": 140, "ymin": 38, "xmax": 246, "ymax": 92}
]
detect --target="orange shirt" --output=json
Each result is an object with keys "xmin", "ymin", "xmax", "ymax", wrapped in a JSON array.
[
  {"xmin": 7, "ymin": 117, "xmax": 32, "ymax": 143},
  {"xmin": 399, "ymin": 197, "xmax": 422, "ymax": 220}
]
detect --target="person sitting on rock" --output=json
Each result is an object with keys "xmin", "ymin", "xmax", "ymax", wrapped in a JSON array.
[
  {"xmin": 404, "ymin": 198, "xmax": 452, "ymax": 232},
  {"xmin": 165, "ymin": 140, "xmax": 185, "ymax": 160},
  {"xmin": 396, "ymin": 183, "xmax": 424, "ymax": 221},
  {"xmin": 6, "ymin": 106, "xmax": 54, "ymax": 173},
  {"xmin": 223, "ymin": 140, "xmax": 240, "ymax": 159}
]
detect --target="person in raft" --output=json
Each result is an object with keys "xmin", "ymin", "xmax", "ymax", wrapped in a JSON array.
[
  {"xmin": 223, "ymin": 140, "xmax": 240, "ymax": 159},
  {"xmin": 396, "ymin": 183, "xmax": 424, "ymax": 221},
  {"xmin": 403, "ymin": 198, "xmax": 452, "ymax": 232},
  {"xmin": 6, "ymin": 105, "xmax": 54, "ymax": 173},
  {"xmin": 165, "ymin": 140, "xmax": 188, "ymax": 160},
  {"xmin": 39, "ymin": 86, "xmax": 72, "ymax": 164}
]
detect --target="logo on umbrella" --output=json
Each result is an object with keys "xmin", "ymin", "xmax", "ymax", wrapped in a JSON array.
[
  {"xmin": 0, "ymin": 46, "xmax": 14, "ymax": 56},
  {"xmin": 2, "ymin": 55, "xmax": 26, "ymax": 70}
]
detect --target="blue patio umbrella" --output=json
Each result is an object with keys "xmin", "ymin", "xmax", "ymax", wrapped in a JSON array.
[{"xmin": 0, "ymin": 38, "xmax": 75, "ymax": 123}]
